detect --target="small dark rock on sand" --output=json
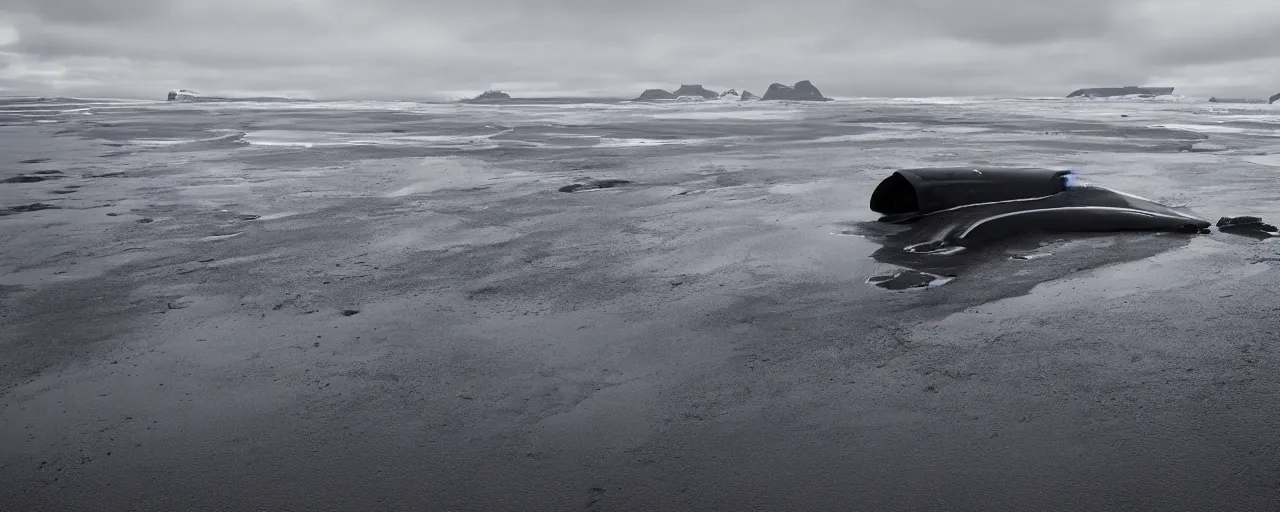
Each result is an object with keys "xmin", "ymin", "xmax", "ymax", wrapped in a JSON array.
[
  {"xmin": 559, "ymin": 179, "xmax": 632, "ymax": 193},
  {"xmin": 1218, "ymin": 216, "xmax": 1276, "ymax": 229},
  {"xmin": 136, "ymin": 218, "xmax": 154, "ymax": 224},
  {"xmin": 1217, "ymin": 216, "xmax": 1278, "ymax": 238},
  {"xmin": 341, "ymin": 309, "xmax": 361, "ymax": 317}
]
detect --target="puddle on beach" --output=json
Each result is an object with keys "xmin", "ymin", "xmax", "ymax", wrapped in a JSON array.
[{"xmin": 866, "ymin": 270, "xmax": 955, "ymax": 290}]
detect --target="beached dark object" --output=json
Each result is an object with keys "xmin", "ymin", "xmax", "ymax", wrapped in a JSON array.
[
  {"xmin": 1067, "ymin": 86, "xmax": 1175, "ymax": 98},
  {"xmin": 761, "ymin": 80, "xmax": 832, "ymax": 101},
  {"xmin": 559, "ymin": 179, "xmax": 632, "ymax": 193},
  {"xmin": 636, "ymin": 89, "xmax": 677, "ymax": 101},
  {"xmin": 1270, "ymin": 92, "xmax": 1280, "ymax": 104},
  {"xmin": 869, "ymin": 167, "xmax": 1210, "ymax": 248},
  {"xmin": 672, "ymin": 85, "xmax": 719, "ymax": 99},
  {"xmin": 740, "ymin": 90, "xmax": 756, "ymax": 101}
]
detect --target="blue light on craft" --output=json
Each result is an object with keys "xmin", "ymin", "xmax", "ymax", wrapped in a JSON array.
[{"xmin": 1062, "ymin": 169, "xmax": 1081, "ymax": 189}]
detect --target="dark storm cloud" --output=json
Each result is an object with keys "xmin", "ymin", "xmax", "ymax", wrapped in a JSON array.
[{"xmin": 2, "ymin": 0, "xmax": 1279, "ymax": 99}]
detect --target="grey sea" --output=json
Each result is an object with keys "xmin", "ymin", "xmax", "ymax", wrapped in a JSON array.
[{"xmin": 3, "ymin": 95, "xmax": 1280, "ymax": 511}]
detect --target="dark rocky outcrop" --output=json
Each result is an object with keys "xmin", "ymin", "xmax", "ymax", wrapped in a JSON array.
[
  {"xmin": 672, "ymin": 85, "xmax": 719, "ymax": 99},
  {"xmin": 465, "ymin": 90, "xmax": 512, "ymax": 102},
  {"xmin": 636, "ymin": 89, "xmax": 678, "ymax": 101},
  {"xmin": 558, "ymin": 179, "xmax": 632, "ymax": 193},
  {"xmin": 761, "ymin": 80, "xmax": 832, "ymax": 101},
  {"xmin": 1271, "ymin": 92, "xmax": 1280, "ymax": 104},
  {"xmin": 740, "ymin": 90, "xmax": 756, "ymax": 101},
  {"xmin": 1066, "ymin": 86, "xmax": 1175, "ymax": 98},
  {"xmin": 167, "ymin": 89, "xmax": 199, "ymax": 101},
  {"xmin": 719, "ymin": 89, "xmax": 739, "ymax": 98}
]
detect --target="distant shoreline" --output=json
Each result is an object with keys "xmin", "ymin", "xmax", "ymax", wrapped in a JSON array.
[{"xmin": 2, "ymin": 94, "xmax": 1277, "ymax": 105}]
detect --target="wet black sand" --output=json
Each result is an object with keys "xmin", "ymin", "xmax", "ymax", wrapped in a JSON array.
[{"xmin": 3, "ymin": 97, "xmax": 1280, "ymax": 511}]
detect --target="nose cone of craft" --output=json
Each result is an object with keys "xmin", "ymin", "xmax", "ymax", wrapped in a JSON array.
[{"xmin": 870, "ymin": 167, "xmax": 1071, "ymax": 221}]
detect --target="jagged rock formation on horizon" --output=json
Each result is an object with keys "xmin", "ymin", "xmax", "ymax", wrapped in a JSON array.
[
  {"xmin": 1271, "ymin": 92, "xmax": 1280, "ymax": 104},
  {"xmin": 740, "ymin": 90, "xmax": 756, "ymax": 101},
  {"xmin": 672, "ymin": 85, "xmax": 719, "ymax": 99},
  {"xmin": 635, "ymin": 88, "xmax": 678, "ymax": 101},
  {"xmin": 167, "ymin": 89, "xmax": 199, "ymax": 101},
  {"xmin": 719, "ymin": 89, "xmax": 739, "ymax": 98},
  {"xmin": 1209, "ymin": 97, "xmax": 1267, "ymax": 104},
  {"xmin": 1066, "ymin": 86, "xmax": 1175, "ymax": 98},
  {"xmin": 760, "ymin": 80, "xmax": 831, "ymax": 101},
  {"xmin": 463, "ymin": 90, "xmax": 512, "ymax": 102}
]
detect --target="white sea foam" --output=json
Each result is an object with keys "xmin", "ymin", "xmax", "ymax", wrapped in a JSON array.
[
  {"xmin": 928, "ymin": 126, "xmax": 992, "ymax": 134},
  {"xmin": 1152, "ymin": 123, "xmax": 1249, "ymax": 134},
  {"xmin": 648, "ymin": 109, "xmax": 803, "ymax": 121},
  {"xmin": 593, "ymin": 137, "xmax": 720, "ymax": 148},
  {"xmin": 243, "ymin": 129, "xmax": 514, "ymax": 149},
  {"xmin": 1243, "ymin": 155, "xmax": 1280, "ymax": 167},
  {"xmin": 812, "ymin": 132, "xmax": 928, "ymax": 143},
  {"xmin": 858, "ymin": 123, "xmax": 921, "ymax": 130},
  {"xmin": 126, "ymin": 131, "xmax": 246, "ymax": 147}
]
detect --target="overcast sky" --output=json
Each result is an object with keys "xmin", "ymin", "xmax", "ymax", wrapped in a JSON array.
[{"xmin": 2, "ymin": 0, "xmax": 1279, "ymax": 100}]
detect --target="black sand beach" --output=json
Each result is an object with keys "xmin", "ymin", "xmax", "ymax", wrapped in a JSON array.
[{"xmin": 3, "ymin": 96, "xmax": 1280, "ymax": 510}]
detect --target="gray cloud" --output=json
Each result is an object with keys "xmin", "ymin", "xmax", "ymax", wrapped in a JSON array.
[{"xmin": 2, "ymin": 0, "xmax": 1279, "ymax": 100}]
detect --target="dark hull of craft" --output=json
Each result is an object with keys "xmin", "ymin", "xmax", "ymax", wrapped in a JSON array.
[
  {"xmin": 871, "ymin": 167, "xmax": 1070, "ymax": 221},
  {"xmin": 869, "ymin": 167, "xmax": 1210, "ymax": 249}
]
